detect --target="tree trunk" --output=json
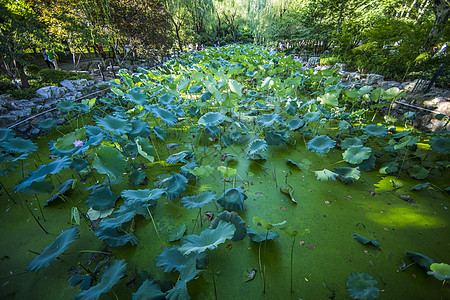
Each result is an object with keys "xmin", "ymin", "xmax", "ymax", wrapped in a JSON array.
[
  {"xmin": 14, "ymin": 60, "xmax": 30, "ymax": 89},
  {"xmin": 423, "ymin": 0, "xmax": 450, "ymax": 51},
  {"xmin": 416, "ymin": 0, "xmax": 431, "ymax": 24}
]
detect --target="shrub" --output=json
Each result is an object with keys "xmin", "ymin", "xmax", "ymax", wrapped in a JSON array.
[
  {"xmin": 0, "ymin": 81, "xmax": 16, "ymax": 92},
  {"xmin": 10, "ymin": 87, "xmax": 38, "ymax": 100},
  {"xmin": 24, "ymin": 64, "xmax": 41, "ymax": 77},
  {"xmin": 36, "ymin": 69, "xmax": 90, "ymax": 85},
  {"xmin": 320, "ymin": 56, "xmax": 340, "ymax": 66}
]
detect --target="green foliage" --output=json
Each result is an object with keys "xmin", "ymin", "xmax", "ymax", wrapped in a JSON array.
[
  {"xmin": 23, "ymin": 64, "xmax": 41, "ymax": 77},
  {"xmin": 320, "ymin": 56, "xmax": 340, "ymax": 66},
  {"xmin": 36, "ymin": 69, "xmax": 89, "ymax": 85}
]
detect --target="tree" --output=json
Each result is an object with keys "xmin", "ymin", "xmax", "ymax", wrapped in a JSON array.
[{"xmin": 423, "ymin": 0, "xmax": 450, "ymax": 50}]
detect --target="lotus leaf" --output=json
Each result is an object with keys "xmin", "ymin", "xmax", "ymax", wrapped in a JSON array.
[
  {"xmin": 132, "ymin": 280, "xmax": 165, "ymax": 300},
  {"xmin": 158, "ymin": 93, "xmax": 176, "ymax": 106},
  {"xmin": 408, "ymin": 165, "xmax": 429, "ymax": 180},
  {"xmin": 379, "ymin": 161, "xmax": 399, "ymax": 175},
  {"xmin": 303, "ymin": 111, "xmax": 321, "ymax": 123},
  {"xmin": 341, "ymin": 137, "xmax": 364, "ymax": 150},
  {"xmin": 314, "ymin": 169, "xmax": 338, "ymax": 182},
  {"xmin": 100, "ymin": 211, "xmax": 136, "ymax": 229},
  {"xmin": 181, "ymin": 191, "xmax": 216, "ymax": 209},
  {"xmin": 68, "ymin": 275, "xmax": 92, "ymax": 291},
  {"xmin": 347, "ymin": 272, "xmax": 380, "ymax": 300},
  {"xmin": 382, "ymin": 87, "xmax": 405, "ymax": 101},
  {"xmin": 14, "ymin": 157, "xmax": 71, "ymax": 191},
  {"xmin": 247, "ymin": 139, "xmax": 268, "ymax": 157},
  {"xmin": 229, "ymin": 79, "xmax": 243, "ymax": 96},
  {"xmin": 166, "ymin": 151, "xmax": 193, "ymax": 164},
  {"xmin": 337, "ymin": 120, "xmax": 352, "ymax": 131},
  {"xmin": 153, "ymin": 126, "xmax": 167, "ymax": 141},
  {"xmin": 353, "ymin": 233, "xmax": 380, "ymax": 247},
  {"xmin": 128, "ymin": 119, "xmax": 152, "ymax": 140},
  {"xmin": 246, "ymin": 227, "xmax": 279, "ymax": 243},
  {"xmin": 318, "ymin": 92, "xmax": 339, "ymax": 107},
  {"xmin": 165, "ymin": 280, "xmax": 190, "ymax": 300},
  {"xmin": 54, "ymin": 128, "xmax": 87, "ymax": 150},
  {"xmin": 179, "ymin": 159, "xmax": 199, "ymax": 179},
  {"xmin": 307, "ymin": 135, "xmax": 336, "ymax": 154},
  {"xmin": 374, "ymin": 176, "xmax": 403, "ymax": 193},
  {"xmin": 185, "ymin": 165, "xmax": 215, "ymax": 177},
  {"xmin": 70, "ymin": 158, "xmax": 88, "ymax": 171},
  {"xmin": 287, "ymin": 119, "xmax": 305, "ymax": 131},
  {"xmin": 0, "ymin": 128, "xmax": 14, "ymax": 141},
  {"xmin": 334, "ymin": 167, "xmax": 361, "ymax": 184},
  {"xmin": 427, "ymin": 263, "xmax": 450, "ymax": 281},
  {"xmin": 230, "ymin": 131, "xmax": 242, "ymax": 141},
  {"xmin": 125, "ymin": 86, "xmax": 148, "ymax": 105},
  {"xmin": 0, "ymin": 137, "xmax": 38, "ymax": 154},
  {"xmin": 169, "ymin": 224, "xmax": 187, "ymax": 242},
  {"xmin": 159, "ymin": 173, "xmax": 188, "ymax": 200},
  {"xmin": 38, "ymin": 118, "xmax": 58, "ymax": 131},
  {"xmin": 198, "ymin": 112, "xmax": 226, "ymax": 127},
  {"xmin": 362, "ymin": 124, "xmax": 388, "ymax": 138},
  {"xmin": 95, "ymin": 227, "xmax": 137, "ymax": 247},
  {"xmin": 121, "ymin": 188, "xmax": 165, "ymax": 202},
  {"xmin": 26, "ymin": 227, "xmax": 79, "ymax": 272},
  {"xmin": 86, "ymin": 185, "xmax": 119, "ymax": 211},
  {"xmin": 257, "ymin": 113, "xmax": 280, "ymax": 127},
  {"xmin": 57, "ymin": 99, "xmax": 76, "ymax": 112},
  {"xmin": 152, "ymin": 106, "xmax": 178, "ymax": 125},
  {"xmin": 429, "ymin": 135, "xmax": 450, "ymax": 154},
  {"xmin": 235, "ymin": 121, "xmax": 249, "ymax": 134},
  {"xmin": 135, "ymin": 137, "xmax": 155, "ymax": 163},
  {"xmin": 93, "ymin": 146, "xmax": 126, "ymax": 180},
  {"xmin": 75, "ymin": 259, "xmax": 127, "ymax": 300},
  {"xmin": 406, "ymin": 251, "xmax": 434, "ymax": 269},
  {"xmin": 44, "ymin": 179, "xmax": 75, "ymax": 206},
  {"xmin": 343, "ymin": 146, "xmax": 372, "ymax": 164},
  {"xmin": 210, "ymin": 211, "xmax": 246, "ymax": 241},
  {"xmin": 96, "ymin": 115, "xmax": 132, "ymax": 135},
  {"xmin": 216, "ymin": 188, "xmax": 247, "ymax": 210},
  {"xmin": 253, "ymin": 216, "xmax": 286, "ymax": 230},
  {"xmin": 410, "ymin": 182, "xmax": 430, "ymax": 191},
  {"xmin": 156, "ymin": 246, "xmax": 197, "ymax": 273},
  {"xmin": 217, "ymin": 166, "xmax": 236, "ymax": 178},
  {"xmin": 179, "ymin": 220, "xmax": 235, "ymax": 255},
  {"xmin": 21, "ymin": 180, "xmax": 55, "ymax": 195},
  {"xmin": 265, "ymin": 130, "xmax": 285, "ymax": 146}
]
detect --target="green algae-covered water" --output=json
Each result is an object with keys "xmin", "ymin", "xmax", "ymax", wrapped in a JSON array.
[{"xmin": 1, "ymin": 45, "xmax": 449, "ymax": 300}]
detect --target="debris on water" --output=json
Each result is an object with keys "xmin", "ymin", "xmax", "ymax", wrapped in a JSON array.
[
  {"xmin": 226, "ymin": 243, "xmax": 232, "ymax": 250},
  {"xmin": 204, "ymin": 211, "xmax": 214, "ymax": 222},
  {"xmin": 281, "ymin": 206, "xmax": 286, "ymax": 210},
  {"xmin": 166, "ymin": 143, "xmax": 181, "ymax": 149},
  {"xmin": 397, "ymin": 194, "xmax": 417, "ymax": 207},
  {"xmin": 244, "ymin": 268, "xmax": 257, "ymax": 282}
]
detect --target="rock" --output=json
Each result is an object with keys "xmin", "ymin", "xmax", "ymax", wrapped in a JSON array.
[
  {"xmin": 60, "ymin": 79, "xmax": 76, "ymax": 91},
  {"xmin": 346, "ymin": 72, "xmax": 361, "ymax": 82},
  {"xmin": 377, "ymin": 81, "xmax": 401, "ymax": 89},
  {"xmin": 333, "ymin": 63, "xmax": 346, "ymax": 71},
  {"xmin": 29, "ymin": 127, "xmax": 40, "ymax": 135},
  {"xmin": 10, "ymin": 108, "xmax": 32, "ymax": 118},
  {"xmin": 306, "ymin": 57, "xmax": 320, "ymax": 68},
  {"xmin": 118, "ymin": 68, "xmax": 129, "ymax": 73},
  {"xmin": 366, "ymin": 74, "xmax": 384, "ymax": 85},
  {"xmin": 36, "ymin": 86, "xmax": 68, "ymax": 99}
]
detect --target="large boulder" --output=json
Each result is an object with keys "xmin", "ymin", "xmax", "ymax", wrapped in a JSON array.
[
  {"xmin": 366, "ymin": 74, "xmax": 384, "ymax": 85},
  {"xmin": 36, "ymin": 86, "xmax": 68, "ymax": 99}
]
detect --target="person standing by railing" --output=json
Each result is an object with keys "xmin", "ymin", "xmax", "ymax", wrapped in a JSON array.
[{"xmin": 46, "ymin": 48, "xmax": 58, "ymax": 70}]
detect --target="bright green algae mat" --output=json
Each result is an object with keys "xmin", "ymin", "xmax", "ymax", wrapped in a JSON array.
[{"xmin": 0, "ymin": 44, "xmax": 449, "ymax": 299}]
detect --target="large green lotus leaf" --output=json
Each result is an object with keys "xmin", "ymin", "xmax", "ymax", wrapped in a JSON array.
[
  {"xmin": 287, "ymin": 119, "xmax": 305, "ymax": 131},
  {"xmin": 44, "ymin": 179, "xmax": 75, "ymax": 206},
  {"xmin": 166, "ymin": 280, "xmax": 190, "ymax": 300},
  {"xmin": 253, "ymin": 216, "xmax": 286, "ymax": 231},
  {"xmin": 350, "ymin": 154, "xmax": 376, "ymax": 172},
  {"xmin": 347, "ymin": 272, "xmax": 380, "ymax": 300},
  {"xmin": 382, "ymin": 87, "xmax": 405, "ymax": 101},
  {"xmin": 96, "ymin": 115, "xmax": 132, "ymax": 135},
  {"xmin": 168, "ymin": 224, "xmax": 187, "ymax": 242},
  {"xmin": 14, "ymin": 157, "xmax": 71, "ymax": 191},
  {"xmin": 228, "ymin": 79, "xmax": 243, "ymax": 96},
  {"xmin": 343, "ymin": 146, "xmax": 372, "ymax": 164},
  {"xmin": 246, "ymin": 227, "xmax": 279, "ymax": 243},
  {"xmin": 0, "ymin": 128, "xmax": 14, "ymax": 141},
  {"xmin": 337, "ymin": 120, "xmax": 352, "ymax": 131},
  {"xmin": 166, "ymin": 151, "xmax": 193, "ymax": 164},
  {"xmin": 179, "ymin": 220, "xmax": 235, "ymax": 255},
  {"xmin": 217, "ymin": 188, "xmax": 247, "ymax": 210},
  {"xmin": 135, "ymin": 137, "xmax": 155, "ymax": 163},
  {"xmin": 95, "ymin": 227, "xmax": 137, "ymax": 247},
  {"xmin": 379, "ymin": 161, "xmax": 399, "ymax": 175},
  {"xmin": 132, "ymin": 280, "xmax": 165, "ymax": 300},
  {"xmin": 128, "ymin": 119, "xmax": 152, "ymax": 141},
  {"xmin": 159, "ymin": 173, "xmax": 188, "ymax": 200},
  {"xmin": 158, "ymin": 93, "xmax": 176, "ymax": 106},
  {"xmin": 217, "ymin": 166, "xmax": 236, "ymax": 178},
  {"xmin": 38, "ymin": 118, "xmax": 58, "ymax": 131},
  {"xmin": 363, "ymin": 124, "xmax": 388, "ymax": 138},
  {"xmin": 370, "ymin": 88, "xmax": 383, "ymax": 102},
  {"xmin": 181, "ymin": 191, "xmax": 216, "ymax": 209},
  {"xmin": 99, "ymin": 211, "xmax": 136, "ymax": 229},
  {"xmin": 93, "ymin": 146, "xmax": 126, "ymax": 179},
  {"xmin": 265, "ymin": 130, "xmax": 285, "ymax": 146},
  {"xmin": 406, "ymin": 252, "xmax": 434, "ymax": 269},
  {"xmin": 353, "ymin": 233, "xmax": 380, "ymax": 247},
  {"xmin": 257, "ymin": 113, "xmax": 280, "ymax": 127},
  {"xmin": 186, "ymin": 165, "xmax": 215, "ymax": 177},
  {"xmin": 0, "ymin": 137, "xmax": 38, "ymax": 154},
  {"xmin": 314, "ymin": 169, "xmax": 338, "ymax": 182},
  {"xmin": 408, "ymin": 165, "xmax": 429, "ymax": 180},
  {"xmin": 307, "ymin": 135, "xmax": 336, "ymax": 154},
  {"xmin": 334, "ymin": 167, "xmax": 361, "ymax": 184},
  {"xmin": 152, "ymin": 106, "xmax": 178, "ymax": 125},
  {"xmin": 210, "ymin": 211, "xmax": 246, "ymax": 241},
  {"xmin": 125, "ymin": 86, "xmax": 149, "ymax": 105},
  {"xmin": 57, "ymin": 99, "xmax": 76, "ymax": 112},
  {"xmin": 21, "ymin": 180, "xmax": 55, "ymax": 194},
  {"xmin": 341, "ymin": 137, "xmax": 364, "ymax": 150},
  {"xmin": 303, "ymin": 111, "xmax": 321, "ymax": 123},
  {"xmin": 26, "ymin": 227, "xmax": 79, "ymax": 272},
  {"xmin": 86, "ymin": 185, "xmax": 119, "ymax": 211},
  {"xmin": 429, "ymin": 135, "xmax": 450, "ymax": 154},
  {"xmin": 54, "ymin": 128, "xmax": 87, "ymax": 150},
  {"xmin": 121, "ymin": 188, "xmax": 165, "ymax": 202},
  {"xmin": 116, "ymin": 188, "xmax": 164, "ymax": 219},
  {"xmin": 198, "ymin": 112, "xmax": 226, "ymax": 127},
  {"xmin": 75, "ymin": 259, "xmax": 127, "ymax": 300},
  {"xmin": 427, "ymin": 263, "xmax": 450, "ymax": 281},
  {"xmin": 247, "ymin": 139, "xmax": 267, "ymax": 157},
  {"xmin": 318, "ymin": 92, "xmax": 338, "ymax": 107}
]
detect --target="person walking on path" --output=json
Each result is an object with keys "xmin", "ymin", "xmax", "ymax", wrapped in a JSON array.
[
  {"xmin": 41, "ymin": 49, "xmax": 54, "ymax": 69},
  {"xmin": 46, "ymin": 48, "xmax": 58, "ymax": 70}
]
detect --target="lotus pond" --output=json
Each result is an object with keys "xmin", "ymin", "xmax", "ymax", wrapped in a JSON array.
[{"xmin": 1, "ymin": 44, "xmax": 449, "ymax": 300}]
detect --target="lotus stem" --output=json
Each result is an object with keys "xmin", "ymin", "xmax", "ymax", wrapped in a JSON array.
[
  {"xmin": 209, "ymin": 254, "xmax": 218, "ymax": 300},
  {"xmin": 19, "ymin": 193, "xmax": 48, "ymax": 234},
  {"xmin": 263, "ymin": 230, "xmax": 269, "ymax": 294},
  {"xmin": 33, "ymin": 194, "xmax": 46, "ymax": 221},
  {"xmin": 397, "ymin": 148, "xmax": 409, "ymax": 178},
  {"xmin": 146, "ymin": 206, "xmax": 164, "ymax": 248},
  {"xmin": 149, "ymin": 137, "xmax": 162, "ymax": 163},
  {"xmin": 0, "ymin": 180, "xmax": 16, "ymax": 204},
  {"xmin": 118, "ymin": 227, "xmax": 139, "ymax": 246},
  {"xmin": 290, "ymin": 237, "xmax": 295, "ymax": 294}
]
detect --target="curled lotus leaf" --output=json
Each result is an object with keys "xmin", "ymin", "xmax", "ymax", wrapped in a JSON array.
[
  {"xmin": 153, "ymin": 126, "xmax": 167, "ymax": 141},
  {"xmin": 343, "ymin": 145, "xmax": 372, "ymax": 164},
  {"xmin": 93, "ymin": 146, "xmax": 126, "ymax": 180},
  {"xmin": 26, "ymin": 227, "xmax": 79, "ymax": 272},
  {"xmin": 100, "ymin": 211, "xmax": 136, "ymax": 229},
  {"xmin": 379, "ymin": 161, "xmax": 399, "ymax": 175},
  {"xmin": 135, "ymin": 137, "xmax": 155, "ymax": 163},
  {"xmin": 180, "ymin": 159, "xmax": 199, "ymax": 180},
  {"xmin": 362, "ymin": 124, "xmax": 388, "ymax": 138},
  {"xmin": 152, "ymin": 106, "xmax": 178, "ymax": 126},
  {"xmin": 410, "ymin": 182, "xmax": 430, "ymax": 191},
  {"xmin": 350, "ymin": 154, "xmax": 376, "ymax": 172},
  {"xmin": 287, "ymin": 119, "xmax": 305, "ymax": 131},
  {"xmin": 406, "ymin": 251, "xmax": 434, "ymax": 269},
  {"xmin": 125, "ymin": 86, "xmax": 148, "ymax": 105},
  {"xmin": 86, "ymin": 185, "xmax": 119, "ymax": 211},
  {"xmin": 95, "ymin": 227, "xmax": 137, "ymax": 247},
  {"xmin": 156, "ymin": 246, "xmax": 194, "ymax": 273},
  {"xmin": 257, "ymin": 113, "xmax": 280, "ymax": 127},
  {"xmin": 216, "ymin": 188, "xmax": 247, "ymax": 211},
  {"xmin": 0, "ymin": 137, "xmax": 38, "ymax": 154},
  {"xmin": 347, "ymin": 272, "xmax": 380, "ymax": 300},
  {"xmin": 166, "ymin": 151, "xmax": 194, "ymax": 164},
  {"xmin": 265, "ymin": 131, "xmax": 285, "ymax": 146},
  {"xmin": 96, "ymin": 115, "xmax": 132, "ymax": 135},
  {"xmin": 307, "ymin": 135, "xmax": 336, "ymax": 153},
  {"xmin": 159, "ymin": 173, "xmax": 188, "ymax": 200},
  {"xmin": 198, "ymin": 112, "xmax": 226, "ymax": 127},
  {"xmin": 334, "ymin": 167, "xmax": 361, "ymax": 184},
  {"xmin": 341, "ymin": 137, "xmax": 364, "ymax": 150},
  {"xmin": 210, "ymin": 211, "xmax": 246, "ymax": 241},
  {"xmin": 181, "ymin": 191, "xmax": 217, "ymax": 209},
  {"xmin": 133, "ymin": 280, "xmax": 165, "ymax": 300},
  {"xmin": 353, "ymin": 233, "xmax": 380, "ymax": 247},
  {"xmin": 246, "ymin": 227, "xmax": 279, "ymax": 243},
  {"xmin": 429, "ymin": 135, "xmax": 450, "ymax": 154},
  {"xmin": 165, "ymin": 280, "xmax": 190, "ymax": 300},
  {"xmin": 38, "ymin": 118, "xmax": 58, "ymax": 131},
  {"xmin": 247, "ymin": 139, "xmax": 268, "ymax": 157},
  {"xmin": 168, "ymin": 224, "xmax": 187, "ymax": 242},
  {"xmin": 255, "ymin": 102, "xmax": 268, "ymax": 110},
  {"xmin": 314, "ymin": 169, "xmax": 338, "ymax": 182},
  {"xmin": 44, "ymin": 179, "xmax": 75, "ymax": 206}
]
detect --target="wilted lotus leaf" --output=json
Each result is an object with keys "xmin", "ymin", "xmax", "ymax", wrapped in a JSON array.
[
  {"xmin": 181, "ymin": 191, "xmax": 216, "ymax": 209},
  {"xmin": 68, "ymin": 274, "xmax": 92, "ymax": 291},
  {"xmin": 14, "ymin": 157, "xmax": 71, "ymax": 191},
  {"xmin": 75, "ymin": 260, "xmax": 127, "ymax": 300},
  {"xmin": 408, "ymin": 165, "xmax": 429, "ymax": 180},
  {"xmin": 303, "ymin": 111, "xmax": 321, "ymax": 123},
  {"xmin": 210, "ymin": 211, "xmax": 246, "ymax": 241},
  {"xmin": 265, "ymin": 130, "xmax": 285, "ymax": 146},
  {"xmin": 26, "ymin": 227, "xmax": 79, "ymax": 272},
  {"xmin": 38, "ymin": 118, "xmax": 58, "ymax": 131},
  {"xmin": 133, "ymin": 280, "xmax": 165, "ymax": 300},
  {"xmin": 21, "ymin": 180, "xmax": 55, "ymax": 195},
  {"xmin": 253, "ymin": 216, "xmax": 286, "ymax": 231},
  {"xmin": 406, "ymin": 251, "xmax": 434, "ymax": 269},
  {"xmin": 125, "ymin": 86, "xmax": 148, "ymax": 105},
  {"xmin": 353, "ymin": 233, "xmax": 380, "ymax": 247},
  {"xmin": 341, "ymin": 137, "xmax": 364, "ymax": 150},
  {"xmin": 247, "ymin": 227, "xmax": 279, "ymax": 243},
  {"xmin": 179, "ymin": 220, "xmax": 235, "ymax": 255},
  {"xmin": 96, "ymin": 115, "xmax": 132, "ymax": 135},
  {"xmin": 334, "ymin": 167, "xmax": 361, "ymax": 184},
  {"xmin": 427, "ymin": 263, "xmax": 450, "ymax": 281},
  {"xmin": 44, "ymin": 179, "xmax": 75, "ymax": 206},
  {"xmin": 0, "ymin": 128, "xmax": 14, "ymax": 141},
  {"xmin": 307, "ymin": 135, "xmax": 336, "ymax": 153},
  {"xmin": 0, "ymin": 137, "xmax": 38, "ymax": 154},
  {"xmin": 86, "ymin": 185, "xmax": 119, "ymax": 211},
  {"xmin": 410, "ymin": 182, "xmax": 430, "ymax": 191},
  {"xmin": 198, "ymin": 112, "xmax": 226, "ymax": 128},
  {"xmin": 247, "ymin": 139, "xmax": 268, "ymax": 157},
  {"xmin": 166, "ymin": 151, "xmax": 193, "ymax": 164},
  {"xmin": 287, "ymin": 119, "xmax": 305, "ymax": 131},
  {"xmin": 152, "ymin": 106, "xmax": 178, "ymax": 125},
  {"xmin": 343, "ymin": 145, "xmax": 372, "ymax": 164},
  {"xmin": 54, "ymin": 128, "xmax": 86, "ymax": 150},
  {"xmin": 217, "ymin": 188, "xmax": 247, "ymax": 210},
  {"xmin": 93, "ymin": 146, "xmax": 126, "ymax": 180},
  {"xmin": 159, "ymin": 173, "xmax": 188, "ymax": 200},
  {"xmin": 362, "ymin": 124, "xmax": 388, "ymax": 138},
  {"xmin": 257, "ymin": 113, "xmax": 280, "ymax": 127},
  {"xmin": 347, "ymin": 272, "xmax": 380, "ymax": 300},
  {"xmin": 95, "ymin": 227, "xmax": 137, "ymax": 247},
  {"xmin": 429, "ymin": 135, "xmax": 450, "ymax": 154},
  {"xmin": 314, "ymin": 169, "xmax": 338, "ymax": 182}
]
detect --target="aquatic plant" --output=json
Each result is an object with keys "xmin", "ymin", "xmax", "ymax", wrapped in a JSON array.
[
  {"xmin": 132, "ymin": 280, "xmax": 165, "ymax": 300},
  {"xmin": 346, "ymin": 272, "xmax": 380, "ymax": 300},
  {"xmin": 353, "ymin": 233, "xmax": 380, "ymax": 247},
  {"xmin": 307, "ymin": 135, "xmax": 336, "ymax": 154},
  {"xmin": 210, "ymin": 211, "xmax": 246, "ymax": 241},
  {"xmin": 216, "ymin": 188, "xmax": 247, "ymax": 211},
  {"xmin": 342, "ymin": 146, "xmax": 372, "ymax": 164}
]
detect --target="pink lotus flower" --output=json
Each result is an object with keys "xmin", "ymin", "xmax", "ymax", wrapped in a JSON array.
[{"xmin": 73, "ymin": 140, "xmax": 83, "ymax": 147}]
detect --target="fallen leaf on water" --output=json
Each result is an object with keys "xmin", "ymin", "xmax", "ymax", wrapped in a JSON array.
[
  {"xmin": 384, "ymin": 227, "xmax": 389, "ymax": 231},
  {"xmin": 281, "ymin": 206, "xmax": 286, "ymax": 211},
  {"xmin": 347, "ymin": 195, "xmax": 352, "ymax": 199},
  {"xmin": 299, "ymin": 241, "xmax": 305, "ymax": 245}
]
